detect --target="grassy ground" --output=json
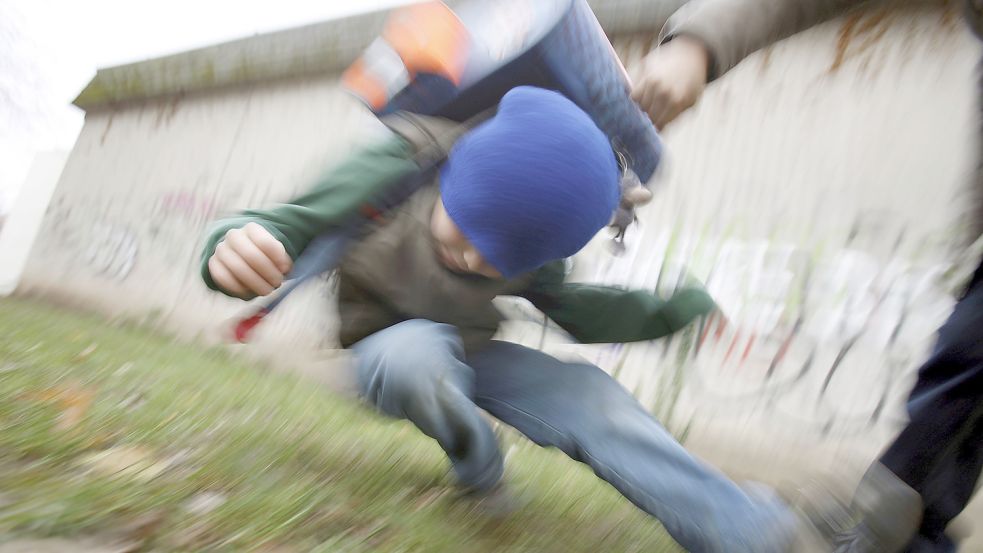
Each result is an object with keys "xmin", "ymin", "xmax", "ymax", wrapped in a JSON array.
[{"xmin": 0, "ymin": 297, "xmax": 680, "ymax": 552}]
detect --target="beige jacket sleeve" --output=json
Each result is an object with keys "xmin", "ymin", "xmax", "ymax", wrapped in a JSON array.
[{"xmin": 661, "ymin": 0, "xmax": 869, "ymax": 81}]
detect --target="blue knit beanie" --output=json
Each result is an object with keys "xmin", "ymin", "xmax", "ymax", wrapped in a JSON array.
[{"xmin": 439, "ymin": 86, "xmax": 620, "ymax": 278}]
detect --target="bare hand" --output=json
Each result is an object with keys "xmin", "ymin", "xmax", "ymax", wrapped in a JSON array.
[
  {"xmin": 208, "ymin": 222, "xmax": 293, "ymax": 299},
  {"xmin": 632, "ymin": 36, "xmax": 711, "ymax": 130}
]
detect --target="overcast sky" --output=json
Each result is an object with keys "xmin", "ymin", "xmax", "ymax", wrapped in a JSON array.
[{"xmin": 0, "ymin": 0, "xmax": 415, "ymax": 213}]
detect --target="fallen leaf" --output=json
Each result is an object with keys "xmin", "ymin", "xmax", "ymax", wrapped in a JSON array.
[
  {"xmin": 182, "ymin": 491, "xmax": 227, "ymax": 515},
  {"xmin": 84, "ymin": 430, "xmax": 122, "ymax": 450},
  {"xmin": 114, "ymin": 362, "xmax": 134, "ymax": 376},
  {"xmin": 0, "ymin": 363, "xmax": 19, "ymax": 373},
  {"xmin": 74, "ymin": 343, "xmax": 99, "ymax": 362},
  {"xmin": 78, "ymin": 445, "xmax": 172, "ymax": 481},
  {"xmin": 117, "ymin": 391, "xmax": 145, "ymax": 411},
  {"xmin": 20, "ymin": 382, "xmax": 95, "ymax": 431},
  {"xmin": 58, "ymin": 395, "xmax": 93, "ymax": 431}
]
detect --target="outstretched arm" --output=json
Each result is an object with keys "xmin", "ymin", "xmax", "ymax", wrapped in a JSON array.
[{"xmin": 632, "ymin": 0, "xmax": 867, "ymax": 128}]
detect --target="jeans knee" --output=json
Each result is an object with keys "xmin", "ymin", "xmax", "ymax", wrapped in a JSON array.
[
  {"xmin": 579, "ymin": 364, "xmax": 634, "ymax": 407},
  {"xmin": 354, "ymin": 320, "xmax": 469, "ymax": 411},
  {"xmin": 558, "ymin": 363, "xmax": 648, "ymax": 435}
]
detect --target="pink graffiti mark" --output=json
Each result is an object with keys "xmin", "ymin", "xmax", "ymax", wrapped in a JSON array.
[
  {"xmin": 723, "ymin": 330, "xmax": 742, "ymax": 365},
  {"xmin": 160, "ymin": 191, "xmax": 217, "ymax": 220},
  {"xmin": 698, "ymin": 311, "xmax": 730, "ymax": 353},
  {"xmin": 740, "ymin": 333, "xmax": 757, "ymax": 365}
]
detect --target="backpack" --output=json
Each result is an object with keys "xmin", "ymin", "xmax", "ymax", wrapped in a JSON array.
[{"xmin": 343, "ymin": 0, "xmax": 662, "ymax": 182}]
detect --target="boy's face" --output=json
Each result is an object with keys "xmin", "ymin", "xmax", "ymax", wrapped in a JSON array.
[{"xmin": 430, "ymin": 196, "xmax": 503, "ymax": 279}]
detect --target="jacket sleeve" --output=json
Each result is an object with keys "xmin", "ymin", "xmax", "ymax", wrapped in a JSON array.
[
  {"xmin": 199, "ymin": 136, "xmax": 419, "ymax": 294},
  {"xmin": 517, "ymin": 261, "xmax": 717, "ymax": 343},
  {"xmin": 662, "ymin": 0, "xmax": 870, "ymax": 81}
]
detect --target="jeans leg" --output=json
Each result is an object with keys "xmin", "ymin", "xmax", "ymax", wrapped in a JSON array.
[
  {"xmin": 352, "ymin": 319, "xmax": 503, "ymax": 492},
  {"xmin": 467, "ymin": 341, "xmax": 797, "ymax": 553}
]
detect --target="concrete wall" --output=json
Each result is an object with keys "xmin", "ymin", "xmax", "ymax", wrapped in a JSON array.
[
  {"xmin": 18, "ymin": 3, "xmax": 982, "ymax": 527},
  {"xmin": 22, "ymin": 77, "xmax": 384, "ymax": 376},
  {"xmin": 1, "ymin": 151, "xmax": 67, "ymax": 295}
]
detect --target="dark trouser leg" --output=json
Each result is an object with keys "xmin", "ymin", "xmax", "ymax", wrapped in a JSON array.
[
  {"xmin": 904, "ymin": 413, "xmax": 983, "ymax": 553},
  {"xmin": 877, "ymin": 263, "xmax": 983, "ymax": 552}
]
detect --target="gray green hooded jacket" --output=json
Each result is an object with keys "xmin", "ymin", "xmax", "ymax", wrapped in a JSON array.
[{"xmin": 200, "ymin": 130, "xmax": 715, "ymax": 350}]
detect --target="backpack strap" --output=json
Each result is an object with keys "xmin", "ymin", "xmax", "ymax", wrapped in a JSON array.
[{"xmin": 380, "ymin": 109, "xmax": 496, "ymax": 169}]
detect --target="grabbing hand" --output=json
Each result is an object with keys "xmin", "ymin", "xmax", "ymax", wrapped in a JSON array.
[
  {"xmin": 631, "ymin": 36, "xmax": 711, "ymax": 130},
  {"xmin": 208, "ymin": 222, "xmax": 293, "ymax": 299}
]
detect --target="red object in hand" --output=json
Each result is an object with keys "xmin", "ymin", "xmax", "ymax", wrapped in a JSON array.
[{"xmin": 233, "ymin": 309, "xmax": 269, "ymax": 343}]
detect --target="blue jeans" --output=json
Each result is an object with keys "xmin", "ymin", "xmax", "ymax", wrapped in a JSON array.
[
  {"xmin": 353, "ymin": 319, "xmax": 796, "ymax": 553},
  {"xmin": 879, "ymin": 262, "xmax": 983, "ymax": 553}
]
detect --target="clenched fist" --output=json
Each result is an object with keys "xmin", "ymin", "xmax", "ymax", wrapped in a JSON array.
[
  {"xmin": 631, "ymin": 36, "xmax": 711, "ymax": 130},
  {"xmin": 208, "ymin": 222, "xmax": 293, "ymax": 299}
]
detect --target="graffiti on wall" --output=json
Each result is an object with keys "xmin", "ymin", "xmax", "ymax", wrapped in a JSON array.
[
  {"xmin": 670, "ymin": 238, "xmax": 946, "ymax": 435},
  {"xmin": 34, "ymin": 196, "xmax": 141, "ymax": 282},
  {"xmin": 81, "ymin": 222, "xmax": 139, "ymax": 281},
  {"xmin": 158, "ymin": 190, "xmax": 218, "ymax": 222},
  {"xmin": 500, "ymin": 215, "xmax": 963, "ymax": 437}
]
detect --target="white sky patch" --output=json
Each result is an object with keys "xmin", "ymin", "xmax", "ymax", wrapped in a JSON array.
[{"xmin": 0, "ymin": 0, "xmax": 415, "ymax": 212}]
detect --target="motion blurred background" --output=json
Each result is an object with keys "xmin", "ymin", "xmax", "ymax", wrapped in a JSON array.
[{"xmin": 1, "ymin": 1, "xmax": 980, "ymax": 551}]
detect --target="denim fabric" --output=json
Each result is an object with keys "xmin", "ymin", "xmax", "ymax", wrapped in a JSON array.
[{"xmin": 353, "ymin": 319, "xmax": 796, "ymax": 553}]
